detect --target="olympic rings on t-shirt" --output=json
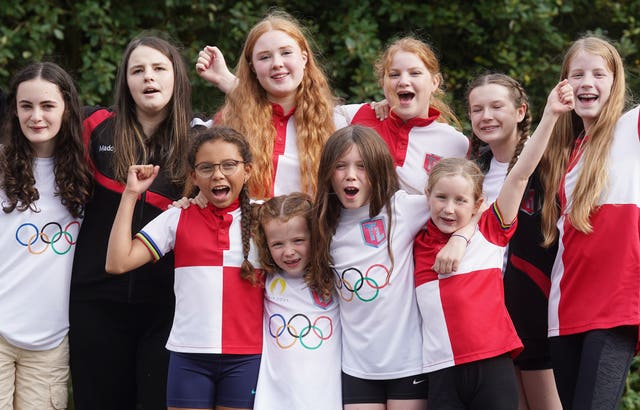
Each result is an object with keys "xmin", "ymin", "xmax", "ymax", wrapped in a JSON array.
[
  {"xmin": 334, "ymin": 263, "xmax": 391, "ymax": 302},
  {"xmin": 268, "ymin": 313, "xmax": 334, "ymax": 350},
  {"xmin": 15, "ymin": 221, "xmax": 80, "ymax": 255}
]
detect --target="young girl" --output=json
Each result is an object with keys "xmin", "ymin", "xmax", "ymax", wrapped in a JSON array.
[
  {"xmin": 0, "ymin": 62, "xmax": 92, "ymax": 409},
  {"xmin": 467, "ymin": 73, "xmax": 562, "ymax": 410},
  {"xmin": 343, "ymin": 36, "xmax": 469, "ymax": 194},
  {"xmin": 106, "ymin": 127, "xmax": 263, "ymax": 410},
  {"xmin": 413, "ymin": 79, "xmax": 573, "ymax": 409},
  {"xmin": 69, "ymin": 35, "xmax": 193, "ymax": 409},
  {"xmin": 540, "ymin": 36, "xmax": 640, "ymax": 409},
  {"xmin": 252, "ymin": 192, "xmax": 341, "ymax": 410},
  {"xmin": 414, "ymin": 80, "xmax": 573, "ymax": 409},
  {"xmin": 196, "ymin": 10, "xmax": 344, "ymax": 199},
  {"xmin": 311, "ymin": 124, "xmax": 447, "ymax": 410}
]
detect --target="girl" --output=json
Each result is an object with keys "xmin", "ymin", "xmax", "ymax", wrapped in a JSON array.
[
  {"xmin": 343, "ymin": 36, "xmax": 469, "ymax": 194},
  {"xmin": 69, "ymin": 35, "xmax": 193, "ymax": 409},
  {"xmin": 252, "ymin": 192, "xmax": 341, "ymax": 410},
  {"xmin": 196, "ymin": 10, "xmax": 344, "ymax": 199},
  {"xmin": 0, "ymin": 62, "xmax": 92, "ymax": 409},
  {"xmin": 106, "ymin": 127, "xmax": 264, "ymax": 410},
  {"xmin": 310, "ymin": 124, "xmax": 460, "ymax": 410},
  {"xmin": 413, "ymin": 79, "xmax": 573, "ymax": 409},
  {"xmin": 467, "ymin": 73, "xmax": 562, "ymax": 410},
  {"xmin": 540, "ymin": 36, "xmax": 640, "ymax": 409}
]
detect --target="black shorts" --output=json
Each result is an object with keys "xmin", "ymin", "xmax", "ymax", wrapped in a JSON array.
[
  {"xmin": 341, "ymin": 372, "xmax": 428, "ymax": 404},
  {"xmin": 428, "ymin": 354, "xmax": 518, "ymax": 409}
]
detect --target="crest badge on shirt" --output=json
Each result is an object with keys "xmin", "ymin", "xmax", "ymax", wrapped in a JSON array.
[
  {"xmin": 423, "ymin": 153, "xmax": 442, "ymax": 174},
  {"xmin": 360, "ymin": 217, "xmax": 386, "ymax": 248},
  {"xmin": 520, "ymin": 188, "xmax": 535, "ymax": 215}
]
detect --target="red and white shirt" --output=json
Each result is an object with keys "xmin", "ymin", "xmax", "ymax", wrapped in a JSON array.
[
  {"xmin": 136, "ymin": 200, "xmax": 264, "ymax": 354},
  {"xmin": 548, "ymin": 106, "xmax": 640, "ymax": 342},
  {"xmin": 340, "ymin": 104, "xmax": 469, "ymax": 194},
  {"xmin": 414, "ymin": 205, "xmax": 523, "ymax": 372}
]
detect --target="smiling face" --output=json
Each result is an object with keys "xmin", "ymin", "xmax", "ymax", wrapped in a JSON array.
[
  {"xmin": 263, "ymin": 215, "xmax": 310, "ymax": 278},
  {"xmin": 191, "ymin": 139, "xmax": 251, "ymax": 209},
  {"xmin": 567, "ymin": 50, "xmax": 614, "ymax": 131},
  {"xmin": 16, "ymin": 78, "xmax": 65, "ymax": 158},
  {"xmin": 384, "ymin": 50, "xmax": 439, "ymax": 122},
  {"xmin": 126, "ymin": 45, "xmax": 175, "ymax": 122},
  {"xmin": 468, "ymin": 83, "xmax": 525, "ymax": 157},
  {"xmin": 251, "ymin": 29, "xmax": 308, "ymax": 112},
  {"xmin": 331, "ymin": 144, "xmax": 372, "ymax": 209},
  {"xmin": 428, "ymin": 174, "xmax": 482, "ymax": 234}
]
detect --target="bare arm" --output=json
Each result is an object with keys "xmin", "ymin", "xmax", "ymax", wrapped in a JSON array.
[
  {"xmin": 105, "ymin": 165, "xmax": 160, "ymax": 273},
  {"xmin": 195, "ymin": 45, "xmax": 238, "ymax": 94},
  {"xmin": 496, "ymin": 79, "xmax": 574, "ymax": 223},
  {"xmin": 432, "ymin": 202, "xmax": 486, "ymax": 274}
]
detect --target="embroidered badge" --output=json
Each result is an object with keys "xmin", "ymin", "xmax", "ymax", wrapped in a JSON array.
[
  {"xmin": 424, "ymin": 153, "xmax": 442, "ymax": 174},
  {"xmin": 361, "ymin": 217, "xmax": 386, "ymax": 248}
]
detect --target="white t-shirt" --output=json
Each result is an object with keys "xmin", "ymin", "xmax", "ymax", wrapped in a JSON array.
[
  {"xmin": 331, "ymin": 191, "xmax": 429, "ymax": 379},
  {"xmin": 255, "ymin": 272, "xmax": 341, "ymax": 410},
  {"xmin": 0, "ymin": 157, "xmax": 82, "ymax": 350},
  {"xmin": 482, "ymin": 157, "xmax": 509, "ymax": 204}
]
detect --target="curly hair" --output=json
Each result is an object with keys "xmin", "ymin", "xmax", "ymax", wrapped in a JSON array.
[
  {"xmin": 1, "ymin": 62, "xmax": 92, "ymax": 218},
  {"xmin": 310, "ymin": 125, "xmax": 399, "ymax": 298},
  {"xmin": 220, "ymin": 10, "xmax": 337, "ymax": 199},
  {"xmin": 188, "ymin": 127, "xmax": 262, "ymax": 286},
  {"xmin": 466, "ymin": 73, "xmax": 531, "ymax": 174},
  {"xmin": 253, "ymin": 192, "xmax": 314, "ymax": 283},
  {"xmin": 375, "ymin": 36, "xmax": 461, "ymax": 129},
  {"xmin": 540, "ymin": 36, "xmax": 627, "ymax": 245},
  {"xmin": 112, "ymin": 34, "xmax": 192, "ymax": 185}
]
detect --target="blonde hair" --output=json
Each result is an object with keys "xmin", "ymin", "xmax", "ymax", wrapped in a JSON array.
[
  {"xmin": 375, "ymin": 36, "xmax": 461, "ymax": 129},
  {"xmin": 427, "ymin": 158, "xmax": 484, "ymax": 203},
  {"xmin": 540, "ymin": 36, "xmax": 627, "ymax": 245},
  {"xmin": 220, "ymin": 10, "xmax": 337, "ymax": 199}
]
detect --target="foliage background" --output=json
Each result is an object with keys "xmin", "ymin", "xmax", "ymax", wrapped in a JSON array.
[{"xmin": 2, "ymin": 1, "xmax": 640, "ymax": 408}]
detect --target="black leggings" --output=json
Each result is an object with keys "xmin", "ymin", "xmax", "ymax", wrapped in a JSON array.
[
  {"xmin": 69, "ymin": 299, "xmax": 174, "ymax": 410},
  {"xmin": 549, "ymin": 326, "xmax": 637, "ymax": 410}
]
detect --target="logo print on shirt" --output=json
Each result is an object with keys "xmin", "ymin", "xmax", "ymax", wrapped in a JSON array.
[
  {"xmin": 360, "ymin": 217, "xmax": 386, "ymax": 248},
  {"xmin": 311, "ymin": 289, "xmax": 333, "ymax": 309},
  {"xmin": 424, "ymin": 153, "xmax": 442, "ymax": 174},
  {"xmin": 269, "ymin": 277, "xmax": 287, "ymax": 294},
  {"xmin": 15, "ymin": 221, "xmax": 80, "ymax": 255},
  {"xmin": 520, "ymin": 188, "xmax": 535, "ymax": 215}
]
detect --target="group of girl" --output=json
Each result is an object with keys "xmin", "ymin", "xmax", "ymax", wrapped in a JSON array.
[{"xmin": 0, "ymin": 8, "xmax": 637, "ymax": 410}]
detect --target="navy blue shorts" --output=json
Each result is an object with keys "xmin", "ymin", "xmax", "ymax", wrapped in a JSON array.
[
  {"xmin": 166, "ymin": 351, "xmax": 261, "ymax": 408},
  {"xmin": 341, "ymin": 372, "xmax": 428, "ymax": 404}
]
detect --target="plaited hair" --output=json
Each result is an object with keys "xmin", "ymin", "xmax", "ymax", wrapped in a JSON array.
[
  {"xmin": 467, "ymin": 73, "xmax": 531, "ymax": 174},
  {"xmin": 188, "ymin": 127, "xmax": 262, "ymax": 285}
]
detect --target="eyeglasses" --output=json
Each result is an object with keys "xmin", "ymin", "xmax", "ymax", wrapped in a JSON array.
[{"xmin": 194, "ymin": 160, "xmax": 245, "ymax": 177}]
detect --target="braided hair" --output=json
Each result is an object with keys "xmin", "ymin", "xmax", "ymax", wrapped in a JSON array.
[{"xmin": 187, "ymin": 127, "xmax": 262, "ymax": 285}]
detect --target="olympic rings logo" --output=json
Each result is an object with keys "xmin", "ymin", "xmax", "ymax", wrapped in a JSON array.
[
  {"xmin": 15, "ymin": 221, "xmax": 80, "ymax": 255},
  {"xmin": 268, "ymin": 313, "xmax": 334, "ymax": 350},
  {"xmin": 334, "ymin": 263, "xmax": 391, "ymax": 303}
]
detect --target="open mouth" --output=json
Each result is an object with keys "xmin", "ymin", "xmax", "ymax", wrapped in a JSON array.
[
  {"xmin": 344, "ymin": 187, "xmax": 359, "ymax": 198},
  {"xmin": 271, "ymin": 72, "xmax": 289, "ymax": 80},
  {"xmin": 143, "ymin": 87, "xmax": 159, "ymax": 95},
  {"xmin": 398, "ymin": 91, "xmax": 415, "ymax": 103},
  {"xmin": 577, "ymin": 93, "xmax": 598, "ymax": 104},
  {"xmin": 211, "ymin": 186, "xmax": 230, "ymax": 199},
  {"xmin": 284, "ymin": 258, "xmax": 301, "ymax": 267}
]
